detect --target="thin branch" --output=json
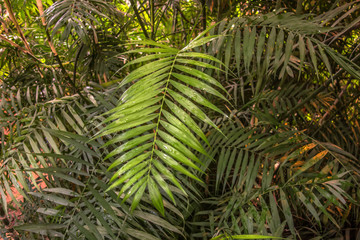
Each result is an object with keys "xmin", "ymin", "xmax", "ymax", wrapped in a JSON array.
[
  {"xmin": 3, "ymin": 0, "xmax": 32, "ymax": 54},
  {"xmin": 4, "ymin": 0, "xmax": 45, "ymax": 77},
  {"xmin": 296, "ymin": 0, "xmax": 303, "ymax": 15},
  {"xmin": 150, "ymin": 0, "xmax": 155, "ymax": 40},
  {"xmin": 0, "ymin": 35, "xmax": 40, "ymax": 63},
  {"xmin": 176, "ymin": 5, "xmax": 191, "ymax": 24},
  {"xmin": 313, "ymin": 91, "xmax": 360, "ymax": 138},
  {"xmin": 0, "ymin": 5, "xmax": 9, "ymax": 34},
  {"xmin": 153, "ymin": 1, "xmax": 171, "ymax": 40},
  {"xmin": 129, "ymin": 0, "xmax": 150, "ymax": 39},
  {"xmin": 73, "ymin": 45, "xmax": 84, "ymax": 88},
  {"xmin": 200, "ymin": 0, "xmax": 207, "ymax": 32},
  {"xmin": 276, "ymin": 0, "xmax": 282, "ymax": 10}
]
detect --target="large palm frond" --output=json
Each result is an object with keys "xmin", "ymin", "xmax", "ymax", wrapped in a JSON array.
[{"xmin": 97, "ymin": 33, "xmax": 228, "ymax": 214}]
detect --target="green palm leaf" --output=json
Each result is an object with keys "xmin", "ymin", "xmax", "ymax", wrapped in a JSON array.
[{"xmin": 98, "ymin": 37, "xmax": 226, "ymax": 214}]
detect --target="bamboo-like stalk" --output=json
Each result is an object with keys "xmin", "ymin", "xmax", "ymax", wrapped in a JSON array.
[
  {"xmin": 275, "ymin": 0, "xmax": 282, "ymax": 10},
  {"xmin": 3, "ymin": 0, "xmax": 45, "ymax": 76},
  {"xmin": 296, "ymin": 0, "xmax": 303, "ymax": 15},
  {"xmin": 150, "ymin": 0, "xmax": 155, "ymax": 40},
  {"xmin": 201, "ymin": 0, "xmax": 207, "ymax": 32},
  {"xmin": 35, "ymin": 0, "xmax": 57, "ymax": 55},
  {"xmin": 129, "ymin": 0, "xmax": 150, "ymax": 39}
]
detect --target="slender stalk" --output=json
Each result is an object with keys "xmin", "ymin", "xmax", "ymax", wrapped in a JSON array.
[
  {"xmin": 275, "ymin": 0, "xmax": 282, "ymax": 10},
  {"xmin": 73, "ymin": 45, "xmax": 84, "ymax": 88},
  {"xmin": 187, "ymin": 9, "xmax": 203, "ymax": 44},
  {"xmin": 176, "ymin": 5, "xmax": 191, "ymax": 24},
  {"xmin": 0, "ymin": 35, "xmax": 40, "ymax": 63},
  {"xmin": 3, "ymin": 0, "xmax": 32, "ymax": 53},
  {"xmin": 4, "ymin": 0, "xmax": 44, "ymax": 76},
  {"xmin": 172, "ymin": 5, "xmax": 178, "ymax": 43},
  {"xmin": 312, "ymin": 90, "xmax": 360, "ymax": 138},
  {"xmin": 150, "ymin": 0, "xmax": 155, "ymax": 40},
  {"xmin": 154, "ymin": 2, "xmax": 171, "ymax": 39},
  {"xmin": 201, "ymin": 0, "xmax": 207, "ymax": 32},
  {"xmin": 129, "ymin": 0, "xmax": 150, "ymax": 39},
  {"xmin": 296, "ymin": 0, "xmax": 303, "ymax": 15},
  {"xmin": 0, "ymin": 5, "xmax": 9, "ymax": 34},
  {"xmin": 36, "ymin": 0, "xmax": 57, "ymax": 55}
]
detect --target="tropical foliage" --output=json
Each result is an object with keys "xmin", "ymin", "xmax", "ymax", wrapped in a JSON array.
[{"xmin": 0, "ymin": 0, "xmax": 359, "ymax": 239}]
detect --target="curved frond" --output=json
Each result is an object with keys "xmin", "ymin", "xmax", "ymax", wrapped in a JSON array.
[{"xmin": 98, "ymin": 37, "xmax": 227, "ymax": 214}]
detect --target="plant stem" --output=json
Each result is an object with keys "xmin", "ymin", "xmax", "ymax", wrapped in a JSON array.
[
  {"xmin": 0, "ymin": 35, "xmax": 40, "ymax": 63},
  {"xmin": 276, "ymin": 0, "xmax": 282, "ymax": 10},
  {"xmin": 201, "ymin": 0, "xmax": 207, "ymax": 32},
  {"xmin": 4, "ymin": 0, "xmax": 44, "ymax": 76},
  {"xmin": 154, "ymin": 2, "xmax": 171, "ymax": 40},
  {"xmin": 3, "ymin": 0, "xmax": 31, "ymax": 53},
  {"xmin": 129, "ymin": 0, "xmax": 150, "ymax": 39},
  {"xmin": 150, "ymin": 0, "xmax": 155, "ymax": 40},
  {"xmin": 296, "ymin": 0, "xmax": 303, "ymax": 15}
]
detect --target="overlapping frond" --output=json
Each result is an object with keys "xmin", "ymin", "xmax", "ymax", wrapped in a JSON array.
[
  {"xmin": 207, "ymin": 10, "xmax": 359, "ymax": 107},
  {"xmin": 246, "ymin": 82, "xmax": 334, "ymax": 125},
  {"xmin": 192, "ymin": 123, "xmax": 356, "ymax": 238},
  {"xmin": 45, "ymin": 0, "xmax": 117, "ymax": 43},
  {"xmin": 0, "ymin": 85, "xmax": 185, "ymax": 239}
]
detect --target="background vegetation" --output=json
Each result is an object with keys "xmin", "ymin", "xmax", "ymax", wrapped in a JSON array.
[{"xmin": 0, "ymin": 0, "xmax": 359, "ymax": 239}]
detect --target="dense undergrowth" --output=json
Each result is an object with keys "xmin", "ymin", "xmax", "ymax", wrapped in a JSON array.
[{"xmin": 0, "ymin": 0, "xmax": 360, "ymax": 239}]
